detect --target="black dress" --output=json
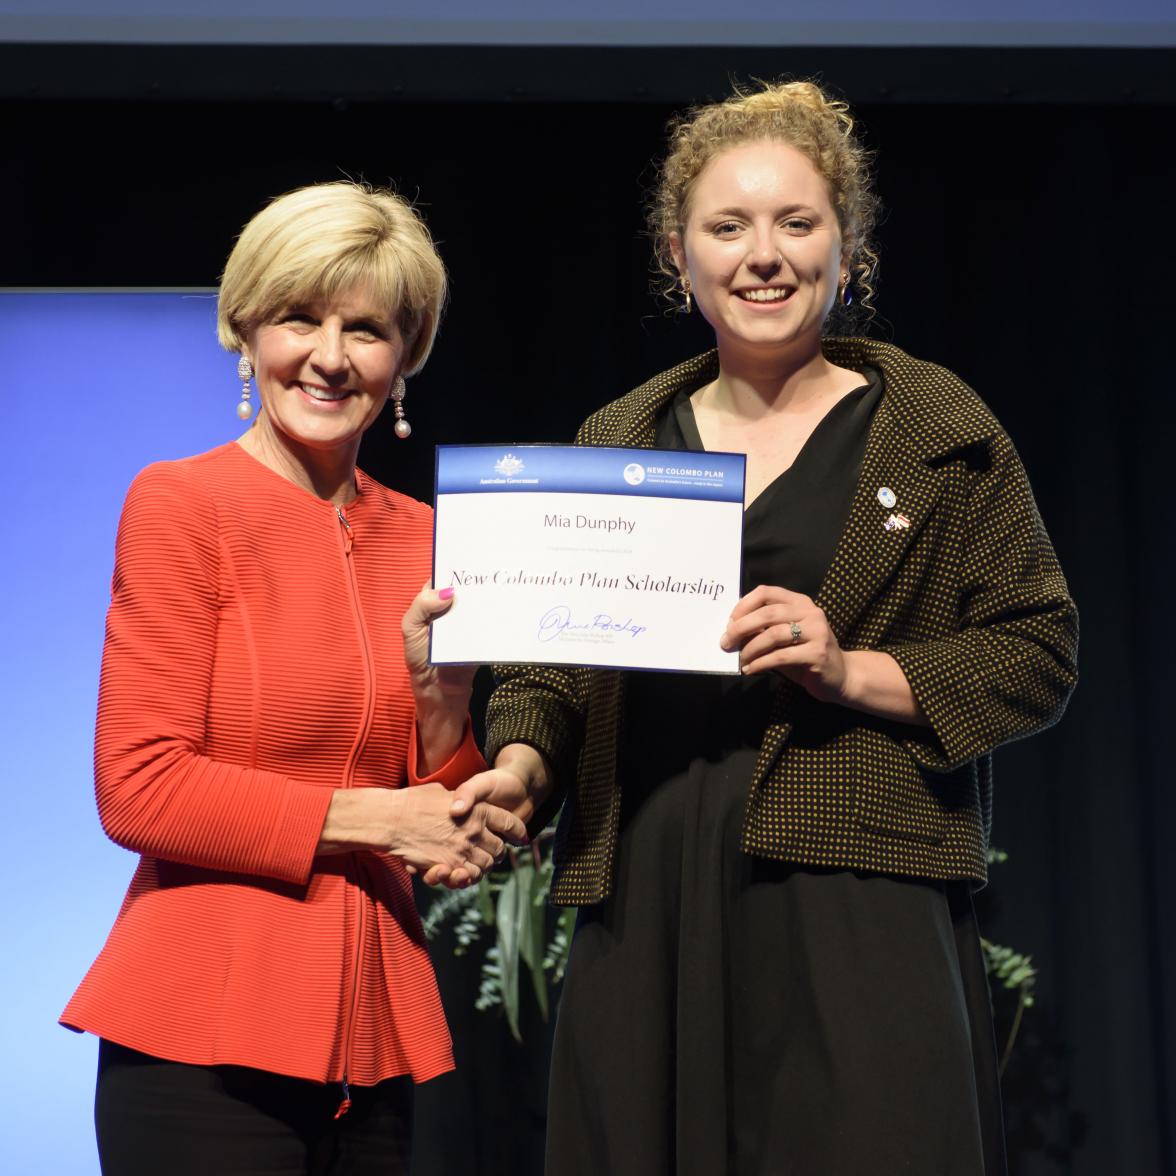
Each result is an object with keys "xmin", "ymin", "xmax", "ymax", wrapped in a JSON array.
[{"xmin": 544, "ymin": 371, "xmax": 1006, "ymax": 1176}]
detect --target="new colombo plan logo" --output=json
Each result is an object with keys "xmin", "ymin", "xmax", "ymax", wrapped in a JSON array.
[
  {"xmin": 494, "ymin": 453, "xmax": 525, "ymax": 477},
  {"xmin": 623, "ymin": 462, "xmax": 646, "ymax": 486}
]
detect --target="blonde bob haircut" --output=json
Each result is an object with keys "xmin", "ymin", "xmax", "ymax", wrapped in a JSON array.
[{"xmin": 217, "ymin": 181, "xmax": 447, "ymax": 375}]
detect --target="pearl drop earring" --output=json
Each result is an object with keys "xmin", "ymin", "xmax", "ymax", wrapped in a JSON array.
[
  {"xmin": 391, "ymin": 377, "xmax": 411, "ymax": 439},
  {"xmin": 236, "ymin": 355, "xmax": 254, "ymax": 421}
]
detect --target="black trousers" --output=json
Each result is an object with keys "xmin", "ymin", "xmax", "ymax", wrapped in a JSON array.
[{"xmin": 95, "ymin": 1040, "xmax": 413, "ymax": 1176}]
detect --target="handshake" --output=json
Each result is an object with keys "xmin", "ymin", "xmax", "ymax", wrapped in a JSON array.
[
  {"xmin": 318, "ymin": 742, "xmax": 546, "ymax": 887},
  {"xmin": 405, "ymin": 743, "xmax": 545, "ymax": 889}
]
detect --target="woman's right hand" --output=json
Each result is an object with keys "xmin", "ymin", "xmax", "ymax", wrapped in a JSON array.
[
  {"xmin": 419, "ymin": 743, "xmax": 553, "ymax": 889},
  {"xmin": 318, "ymin": 782, "xmax": 528, "ymax": 882}
]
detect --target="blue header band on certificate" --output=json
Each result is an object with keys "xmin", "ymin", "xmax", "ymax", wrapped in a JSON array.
[{"xmin": 436, "ymin": 444, "xmax": 746, "ymax": 503}]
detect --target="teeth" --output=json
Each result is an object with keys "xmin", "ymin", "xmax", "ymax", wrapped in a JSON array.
[
  {"xmin": 301, "ymin": 383, "xmax": 349, "ymax": 401},
  {"xmin": 739, "ymin": 288, "xmax": 790, "ymax": 302}
]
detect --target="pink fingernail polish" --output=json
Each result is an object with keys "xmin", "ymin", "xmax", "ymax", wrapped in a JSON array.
[{"xmin": 437, "ymin": 587, "xmax": 455, "ymax": 600}]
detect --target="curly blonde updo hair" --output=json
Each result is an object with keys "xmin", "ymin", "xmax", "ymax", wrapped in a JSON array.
[{"xmin": 650, "ymin": 79, "xmax": 879, "ymax": 320}]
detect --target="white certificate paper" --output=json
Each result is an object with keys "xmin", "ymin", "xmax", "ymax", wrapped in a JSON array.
[{"xmin": 430, "ymin": 445, "xmax": 745, "ymax": 673}]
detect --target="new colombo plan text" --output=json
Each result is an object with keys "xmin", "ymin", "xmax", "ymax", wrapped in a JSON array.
[{"xmin": 446, "ymin": 567, "xmax": 727, "ymax": 600}]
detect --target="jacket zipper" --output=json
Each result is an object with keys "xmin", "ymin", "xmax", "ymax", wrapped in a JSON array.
[
  {"xmin": 334, "ymin": 503, "xmax": 374, "ymax": 1117},
  {"xmin": 336, "ymin": 504, "xmax": 354, "ymax": 555}
]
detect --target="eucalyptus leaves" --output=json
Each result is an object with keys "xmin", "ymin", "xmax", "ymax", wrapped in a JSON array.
[
  {"xmin": 422, "ymin": 834, "xmax": 577, "ymax": 1043},
  {"xmin": 980, "ymin": 847, "xmax": 1039, "ymax": 1076}
]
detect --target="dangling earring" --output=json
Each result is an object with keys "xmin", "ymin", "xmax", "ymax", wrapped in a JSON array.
[
  {"xmin": 681, "ymin": 277, "xmax": 693, "ymax": 314},
  {"xmin": 236, "ymin": 355, "xmax": 254, "ymax": 420},
  {"xmin": 390, "ymin": 377, "xmax": 411, "ymax": 439},
  {"xmin": 840, "ymin": 272, "xmax": 854, "ymax": 308}
]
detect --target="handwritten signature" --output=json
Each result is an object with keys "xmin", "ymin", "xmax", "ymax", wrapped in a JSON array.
[{"xmin": 537, "ymin": 604, "xmax": 648, "ymax": 643}]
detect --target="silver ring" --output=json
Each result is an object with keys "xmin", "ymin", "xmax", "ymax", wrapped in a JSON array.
[{"xmin": 789, "ymin": 621, "xmax": 803, "ymax": 645}]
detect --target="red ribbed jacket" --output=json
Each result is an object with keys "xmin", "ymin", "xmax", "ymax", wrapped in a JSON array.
[{"xmin": 61, "ymin": 442, "xmax": 483, "ymax": 1085}]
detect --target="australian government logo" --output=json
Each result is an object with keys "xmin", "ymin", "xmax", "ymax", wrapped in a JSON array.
[
  {"xmin": 481, "ymin": 452, "xmax": 539, "ymax": 486},
  {"xmin": 494, "ymin": 453, "xmax": 525, "ymax": 477}
]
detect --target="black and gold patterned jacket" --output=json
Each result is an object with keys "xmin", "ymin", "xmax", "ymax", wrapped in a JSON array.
[{"xmin": 486, "ymin": 338, "xmax": 1079, "ymax": 906}]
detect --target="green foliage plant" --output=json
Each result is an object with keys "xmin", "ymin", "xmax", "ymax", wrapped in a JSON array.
[
  {"xmin": 979, "ymin": 847, "xmax": 1038, "ymax": 1076},
  {"xmin": 422, "ymin": 830, "xmax": 574, "ymax": 1043}
]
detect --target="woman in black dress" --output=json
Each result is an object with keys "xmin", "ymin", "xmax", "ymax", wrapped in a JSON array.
[{"xmin": 441, "ymin": 80, "xmax": 1078, "ymax": 1175}]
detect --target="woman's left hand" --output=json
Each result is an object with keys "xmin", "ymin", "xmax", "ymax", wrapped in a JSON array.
[
  {"xmin": 401, "ymin": 584, "xmax": 474, "ymax": 697},
  {"xmin": 720, "ymin": 585, "xmax": 848, "ymax": 705},
  {"xmin": 401, "ymin": 585, "xmax": 477, "ymax": 773}
]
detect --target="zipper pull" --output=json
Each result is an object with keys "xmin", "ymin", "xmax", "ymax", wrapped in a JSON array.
[
  {"xmin": 334, "ymin": 1076, "xmax": 352, "ymax": 1120},
  {"xmin": 335, "ymin": 505, "xmax": 354, "ymax": 554}
]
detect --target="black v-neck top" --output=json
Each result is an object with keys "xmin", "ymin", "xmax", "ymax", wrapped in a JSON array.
[
  {"xmin": 660, "ymin": 365, "xmax": 884, "ymax": 601},
  {"xmin": 622, "ymin": 365, "xmax": 884, "ymax": 772}
]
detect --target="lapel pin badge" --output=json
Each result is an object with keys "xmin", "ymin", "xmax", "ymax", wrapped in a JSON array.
[
  {"xmin": 877, "ymin": 487, "xmax": 897, "ymax": 509},
  {"xmin": 883, "ymin": 512, "xmax": 911, "ymax": 532}
]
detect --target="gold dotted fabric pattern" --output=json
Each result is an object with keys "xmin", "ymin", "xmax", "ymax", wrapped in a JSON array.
[{"xmin": 485, "ymin": 339, "xmax": 1079, "ymax": 906}]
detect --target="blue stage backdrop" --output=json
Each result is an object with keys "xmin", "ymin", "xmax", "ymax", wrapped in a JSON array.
[{"xmin": 0, "ymin": 291, "xmax": 238, "ymax": 1176}]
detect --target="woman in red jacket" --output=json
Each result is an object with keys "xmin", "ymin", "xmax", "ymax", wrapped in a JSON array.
[{"xmin": 61, "ymin": 181, "xmax": 524, "ymax": 1176}]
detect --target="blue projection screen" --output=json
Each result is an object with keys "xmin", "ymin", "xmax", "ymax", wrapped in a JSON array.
[
  {"xmin": 0, "ymin": 291, "xmax": 244, "ymax": 1176},
  {"xmin": 0, "ymin": 0, "xmax": 1172, "ymax": 46}
]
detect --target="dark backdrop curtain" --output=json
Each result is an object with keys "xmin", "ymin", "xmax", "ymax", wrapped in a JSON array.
[{"xmin": 6, "ymin": 85, "xmax": 1173, "ymax": 1175}]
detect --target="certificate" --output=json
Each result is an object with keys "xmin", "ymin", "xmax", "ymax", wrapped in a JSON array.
[{"xmin": 430, "ymin": 444, "xmax": 745, "ymax": 673}]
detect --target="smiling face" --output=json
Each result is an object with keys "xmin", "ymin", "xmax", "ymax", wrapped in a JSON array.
[
  {"xmin": 243, "ymin": 286, "xmax": 405, "ymax": 461},
  {"xmin": 671, "ymin": 139, "xmax": 845, "ymax": 362}
]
